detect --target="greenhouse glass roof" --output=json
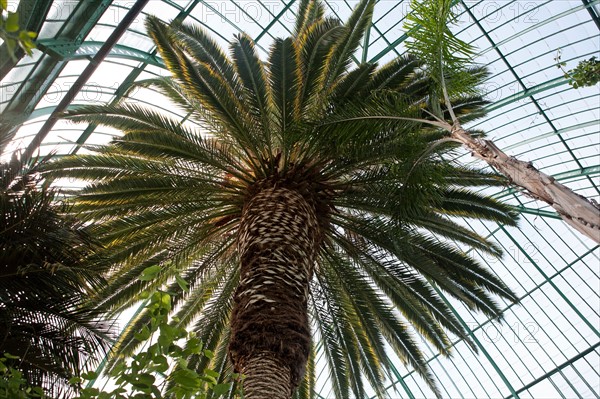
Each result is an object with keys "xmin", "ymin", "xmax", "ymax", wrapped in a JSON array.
[{"xmin": 1, "ymin": 0, "xmax": 598, "ymax": 397}]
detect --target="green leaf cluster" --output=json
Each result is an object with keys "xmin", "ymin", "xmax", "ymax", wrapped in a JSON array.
[
  {"xmin": 1, "ymin": 270, "xmax": 237, "ymax": 399},
  {"xmin": 0, "ymin": 354, "xmax": 46, "ymax": 399},
  {"xmin": 404, "ymin": 0, "xmax": 483, "ymax": 103},
  {"xmin": 567, "ymin": 56, "xmax": 600, "ymax": 88},
  {"xmin": 71, "ymin": 269, "xmax": 237, "ymax": 399},
  {"xmin": 0, "ymin": 0, "xmax": 37, "ymax": 59},
  {"xmin": 555, "ymin": 51, "xmax": 600, "ymax": 89}
]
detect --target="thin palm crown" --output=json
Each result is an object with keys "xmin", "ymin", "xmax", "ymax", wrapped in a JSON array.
[{"xmin": 48, "ymin": 0, "xmax": 517, "ymax": 397}]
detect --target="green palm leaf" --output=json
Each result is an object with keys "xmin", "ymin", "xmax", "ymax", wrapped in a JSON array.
[
  {"xmin": 231, "ymin": 33, "xmax": 273, "ymax": 139},
  {"xmin": 269, "ymin": 37, "xmax": 301, "ymax": 137},
  {"xmin": 318, "ymin": 0, "xmax": 375, "ymax": 92}
]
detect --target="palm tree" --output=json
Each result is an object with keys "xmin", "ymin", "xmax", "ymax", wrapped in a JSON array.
[
  {"xmin": 402, "ymin": 0, "xmax": 599, "ymax": 243},
  {"xmin": 0, "ymin": 153, "xmax": 113, "ymax": 397},
  {"xmin": 46, "ymin": 0, "xmax": 519, "ymax": 397}
]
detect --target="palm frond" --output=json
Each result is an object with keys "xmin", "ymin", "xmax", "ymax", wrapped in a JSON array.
[
  {"xmin": 329, "ymin": 62, "xmax": 377, "ymax": 105},
  {"xmin": 231, "ymin": 33, "xmax": 273, "ymax": 141},
  {"xmin": 294, "ymin": 0, "xmax": 325, "ymax": 37},
  {"xmin": 0, "ymin": 156, "xmax": 113, "ymax": 394},
  {"xmin": 364, "ymin": 54, "xmax": 422, "ymax": 93},
  {"xmin": 318, "ymin": 0, "xmax": 375, "ymax": 92},
  {"xmin": 269, "ymin": 37, "xmax": 301, "ymax": 138},
  {"xmin": 294, "ymin": 343, "xmax": 316, "ymax": 399},
  {"xmin": 436, "ymin": 188, "xmax": 517, "ymax": 226},
  {"xmin": 170, "ymin": 19, "xmax": 239, "ymax": 87},
  {"xmin": 404, "ymin": 0, "xmax": 475, "ymax": 94},
  {"xmin": 296, "ymin": 17, "xmax": 344, "ymax": 114},
  {"xmin": 310, "ymin": 277, "xmax": 353, "ymax": 399}
]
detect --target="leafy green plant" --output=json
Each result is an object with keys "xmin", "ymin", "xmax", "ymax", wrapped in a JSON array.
[
  {"xmin": 0, "ymin": 0, "xmax": 37, "ymax": 59},
  {"xmin": 401, "ymin": 0, "xmax": 600, "ymax": 243},
  {"xmin": 0, "ymin": 354, "xmax": 46, "ymax": 399},
  {"xmin": 555, "ymin": 50, "xmax": 600, "ymax": 88},
  {"xmin": 0, "ymin": 153, "xmax": 113, "ymax": 397},
  {"xmin": 0, "ymin": 267, "xmax": 238, "ymax": 399},
  {"xmin": 71, "ymin": 267, "xmax": 238, "ymax": 399}
]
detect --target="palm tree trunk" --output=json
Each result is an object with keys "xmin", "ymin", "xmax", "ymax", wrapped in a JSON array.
[
  {"xmin": 229, "ymin": 186, "xmax": 321, "ymax": 398},
  {"xmin": 238, "ymin": 353, "xmax": 293, "ymax": 399},
  {"xmin": 452, "ymin": 126, "xmax": 600, "ymax": 243}
]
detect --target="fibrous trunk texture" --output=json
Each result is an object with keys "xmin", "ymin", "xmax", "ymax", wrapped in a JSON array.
[
  {"xmin": 229, "ymin": 187, "xmax": 321, "ymax": 398},
  {"xmin": 452, "ymin": 126, "xmax": 600, "ymax": 243},
  {"xmin": 238, "ymin": 352, "xmax": 293, "ymax": 399}
]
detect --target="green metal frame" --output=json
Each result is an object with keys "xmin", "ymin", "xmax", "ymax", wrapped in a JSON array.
[{"xmin": 1, "ymin": 0, "xmax": 112, "ymax": 143}]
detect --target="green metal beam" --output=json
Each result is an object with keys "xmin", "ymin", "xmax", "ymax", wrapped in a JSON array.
[
  {"xmin": 254, "ymin": 0, "xmax": 296, "ymax": 43},
  {"xmin": 36, "ymin": 40, "xmax": 165, "ymax": 68},
  {"xmin": 502, "ymin": 120, "xmax": 599, "ymax": 152},
  {"xmin": 434, "ymin": 286, "xmax": 521, "ymax": 399},
  {"xmin": 23, "ymin": 0, "xmax": 151, "ymax": 161},
  {"xmin": 369, "ymin": 32, "xmax": 408, "ymax": 64},
  {"xmin": 511, "ymin": 206, "xmax": 562, "ymax": 220},
  {"xmin": 477, "ymin": 1, "xmax": 598, "ymax": 58},
  {"xmin": 461, "ymin": 244, "xmax": 599, "ymax": 343},
  {"xmin": 361, "ymin": 14, "xmax": 371, "ymax": 64},
  {"xmin": 1, "ymin": 0, "xmax": 112, "ymax": 143},
  {"xmin": 379, "ymin": 242, "xmax": 599, "ymax": 399},
  {"xmin": 553, "ymin": 165, "xmax": 600, "ymax": 181},
  {"xmin": 484, "ymin": 77, "xmax": 567, "ymax": 113},
  {"xmin": 581, "ymin": 0, "xmax": 600, "ymax": 30},
  {"xmin": 504, "ymin": 341, "xmax": 600, "ymax": 399},
  {"xmin": 499, "ymin": 225, "xmax": 600, "ymax": 339}
]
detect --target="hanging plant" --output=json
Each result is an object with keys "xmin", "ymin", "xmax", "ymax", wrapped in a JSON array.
[{"xmin": 555, "ymin": 49, "xmax": 600, "ymax": 88}]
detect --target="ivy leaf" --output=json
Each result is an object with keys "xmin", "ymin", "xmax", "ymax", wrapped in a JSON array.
[
  {"xmin": 171, "ymin": 369, "xmax": 200, "ymax": 389},
  {"xmin": 129, "ymin": 373, "xmax": 156, "ymax": 389},
  {"xmin": 68, "ymin": 376, "xmax": 82, "ymax": 385},
  {"xmin": 153, "ymin": 355, "xmax": 169, "ymax": 373},
  {"xmin": 201, "ymin": 374, "xmax": 218, "ymax": 385},
  {"xmin": 160, "ymin": 291, "xmax": 172, "ymax": 311},
  {"xmin": 81, "ymin": 370, "xmax": 99, "ymax": 380},
  {"xmin": 139, "ymin": 265, "xmax": 161, "ymax": 281},
  {"xmin": 212, "ymin": 383, "xmax": 231, "ymax": 396},
  {"xmin": 204, "ymin": 369, "xmax": 219, "ymax": 378},
  {"xmin": 5, "ymin": 12, "xmax": 19, "ymax": 33},
  {"xmin": 134, "ymin": 326, "xmax": 151, "ymax": 342},
  {"xmin": 186, "ymin": 337, "xmax": 202, "ymax": 354}
]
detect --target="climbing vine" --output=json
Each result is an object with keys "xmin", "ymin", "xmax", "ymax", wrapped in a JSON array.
[{"xmin": 555, "ymin": 50, "xmax": 600, "ymax": 88}]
